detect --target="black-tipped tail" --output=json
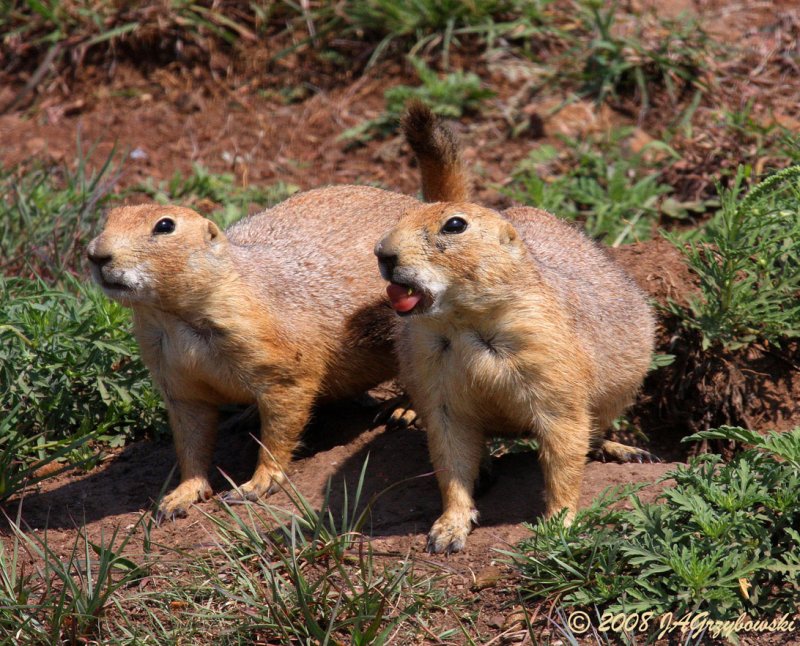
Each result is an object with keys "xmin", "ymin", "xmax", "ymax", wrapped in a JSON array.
[{"xmin": 402, "ymin": 100, "xmax": 471, "ymax": 203}]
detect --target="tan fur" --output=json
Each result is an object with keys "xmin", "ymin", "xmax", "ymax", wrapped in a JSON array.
[
  {"xmin": 376, "ymin": 198, "xmax": 655, "ymax": 553},
  {"xmin": 402, "ymin": 99, "xmax": 471, "ymax": 203},
  {"xmin": 87, "ymin": 186, "xmax": 433, "ymax": 518}
]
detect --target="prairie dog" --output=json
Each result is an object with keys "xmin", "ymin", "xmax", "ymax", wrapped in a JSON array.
[
  {"xmin": 375, "ymin": 105, "xmax": 655, "ymax": 553},
  {"xmin": 87, "ymin": 185, "xmax": 427, "ymax": 519}
]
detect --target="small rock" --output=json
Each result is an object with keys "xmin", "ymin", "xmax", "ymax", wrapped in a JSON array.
[
  {"xmin": 130, "ymin": 147, "xmax": 148, "ymax": 161},
  {"xmin": 503, "ymin": 607, "xmax": 528, "ymax": 631},
  {"xmin": 487, "ymin": 614, "xmax": 504, "ymax": 629},
  {"xmin": 627, "ymin": 127, "xmax": 669, "ymax": 163},
  {"xmin": 542, "ymin": 99, "xmax": 615, "ymax": 139},
  {"xmin": 472, "ymin": 565, "xmax": 503, "ymax": 590}
]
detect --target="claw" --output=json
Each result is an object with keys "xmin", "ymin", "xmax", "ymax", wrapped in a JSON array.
[
  {"xmin": 221, "ymin": 476, "xmax": 283, "ymax": 504},
  {"xmin": 372, "ymin": 395, "xmax": 419, "ymax": 430},
  {"xmin": 153, "ymin": 506, "xmax": 188, "ymax": 525}
]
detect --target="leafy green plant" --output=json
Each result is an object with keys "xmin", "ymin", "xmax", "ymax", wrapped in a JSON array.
[
  {"xmin": 508, "ymin": 130, "xmax": 681, "ymax": 245},
  {"xmin": 508, "ymin": 426, "xmax": 800, "ymax": 626},
  {"xmin": 341, "ymin": 56, "xmax": 493, "ymax": 144},
  {"xmin": 0, "ymin": 405, "xmax": 94, "ymax": 503},
  {"xmin": 136, "ymin": 163, "xmax": 299, "ymax": 229},
  {"xmin": 0, "ymin": 1, "xmax": 258, "ymax": 85},
  {"xmin": 281, "ymin": 0, "xmax": 557, "ymax": 67},
  {"xmin": 665, "ymin": 165, "xmax": 800, "ymax": 349},
  {"xmin": 0, "ymin": 274, "xmax": 166, "ymax": 471}
]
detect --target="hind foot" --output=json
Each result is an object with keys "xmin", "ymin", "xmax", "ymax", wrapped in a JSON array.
[{"xmin": 373, "ymin": 395, "xmax": 419, "ymax": 430}]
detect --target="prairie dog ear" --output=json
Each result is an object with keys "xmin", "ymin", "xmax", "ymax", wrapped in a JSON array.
[
  {"xmin": 206, "ymin": 220, "xmax": 221, "ymax": 242},
  {"xmin": 499, "ymin": 220, "xmax": 519, "ymax": 246}
]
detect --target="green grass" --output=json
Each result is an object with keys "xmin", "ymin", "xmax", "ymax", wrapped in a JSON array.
[
  {"xmin": 1, "ymin": 513, "xmax": 148, "ymax": 645},
  {"xmin": 0, "ymin": 141, "xmax": 120, "ymax": 280},
  {"xmin": 507, "ymin": 426, "xmax": 800, "ymax": 634},
  {"xmin": 0, "ymin": 274, "xmax": 166, "ymax": 459},
  {"xmin": 572, "ymin": 2, "xmax": 711, "ymax": 115},
  {"xmin": 1, "ymin": 0, "xmax": 552, "ymax": 81},
  {"xmin": 341, "ymin": 56, "xmax": 494, "ymax": 144},
  {"xmin": 665, "ymin": 164, "xmax": 800, "ymax": 349},
  {"xmin": 0, "ymin": 151, "xmax": 164, "ymax": 501}
]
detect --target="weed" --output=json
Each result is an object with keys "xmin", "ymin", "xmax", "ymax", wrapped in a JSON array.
[
  {"xmin": 173, "ymin": 460, "xmax": 453, "ymax": 643},
  {"xmin": 75, "ymin": 460, "xmax": 455, "ymax": 643},
  {"xmin": 665, "ymin": 164, "xmax": 800, "ymax": 349},
  {"xmin": 507, "ymin": 129, "xmax": 678, "ymax": 245},
  {"xmin": 576, "ymin": 3, "xmax": 710, "ymax": 116},
  {"xmin": 1, "ymin": 1, "xmax": 257, "ymax": 86},
  {"xmin": 0, "ymin": 407, "xmax": 92, "ymax": 503},
  {"xmin": 341, "ymin": 56, "xmax": 493, "ymax": 144},
  {"xmin": 508, "ymin": 426, "xmax": 800, "ymax": 631},
  {"xmin": 285, "ymin": 0, "xmax": 556, "ymax": 67},
  {"xmin": 0, "ymin": 274, "xmax": 166, "ymax": 473}
]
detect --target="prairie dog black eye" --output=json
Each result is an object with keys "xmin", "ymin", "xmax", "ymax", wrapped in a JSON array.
[
  {"xmin": 153, "ymin": 218, "xmax": 176, "ymax": 235},
  {"xmin": 441, "ymin": 216, "xmax": 468, "ymax": 234}
]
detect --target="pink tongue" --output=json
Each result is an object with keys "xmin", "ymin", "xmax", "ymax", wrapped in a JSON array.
[{"xmin": 387, "ymin": 283, "xmax": 422, "ymax": 313}]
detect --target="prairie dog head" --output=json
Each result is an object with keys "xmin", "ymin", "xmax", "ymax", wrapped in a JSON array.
[
  {"xmin": 86, "ymin": 204, "xmax": 226, "ymax": 307},
  {"xmin": 374, "ymin": 203, "xmax": 525, "ymax": 317}
]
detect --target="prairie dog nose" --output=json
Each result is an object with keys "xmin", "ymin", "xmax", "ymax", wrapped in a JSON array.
[
  {"xmin": 375, "ymin": 244, "xmax": 398, "ymax": 279},
  {"xmin": 86, "ymin": 241, "xmax": 112, "ymax": 267}
]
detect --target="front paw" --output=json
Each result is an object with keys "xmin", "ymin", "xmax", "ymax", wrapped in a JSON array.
[
  {"xmin": 221, "ymin": 470, "xmax": 285, "ymax": 503},
  {"xmin": 155, "ymin": 478, "xmax": 212, "ymax": 523},
  {"xmin": 426, "ymin": 510, "xmax": 477, "ymax": 554}
]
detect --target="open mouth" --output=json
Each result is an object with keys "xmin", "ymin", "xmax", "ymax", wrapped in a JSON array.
[
  {"xmin": 386, "ymin": 282, "xmax": 427, "ymax": 316},
  {"xmin": 100, "ymin": 277, "xmax": 132, "ymax": 293}
]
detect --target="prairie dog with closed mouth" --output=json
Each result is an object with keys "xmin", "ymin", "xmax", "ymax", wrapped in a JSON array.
[{"xmin": 374, "ymin": 103, "xmax": 656, "ymax": 553}]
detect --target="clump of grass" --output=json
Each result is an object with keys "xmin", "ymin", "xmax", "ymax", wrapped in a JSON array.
[
  {"xmin": 94, "ymin": 461, "xmax": 456, "ymax": 643},
  {"xmin": 508, "ymin": 426, "xmax": 800, "ymax": 627},
  {"xmin": 507, "ymin": 129, "xmax": 686, "ymax": 245},
  {"xmin": 0, "ymin": 142, "xmax": 120, "ymax": 279},
  {"xmin": 187, "ymin": 460, "xmax": 453, "ymax": 643},
  {"xmin": 665, "ymin": 164, "xmax": 800, "ymax": 349},
  {"xmin": 1, "ymin": 1, "xmax": 261, "ymax": 94},
  {"xmin": 0, "ymin": 150, "xmax": 165, "ymax": 502},
  {"xmin": 1, "ymin": 514, "xmax": 147, "ymax": 645},
  {"xmin": 136, "ymin": 162, "xmax": 299, "ymax": 229},
  {"xmin": 0, "ymin": 408, "xmax": 93, "ymax": 504},
  {"xmin": 575, "ymin": 2, "xmax": 710, "ymax": 116},
  {"xmin": 333, "ymin": 0, "xmax": 550, "ymax": 64},
  {"xmin": 341, "ymin": 56, "xmax": 493, "ymax": 144}
]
